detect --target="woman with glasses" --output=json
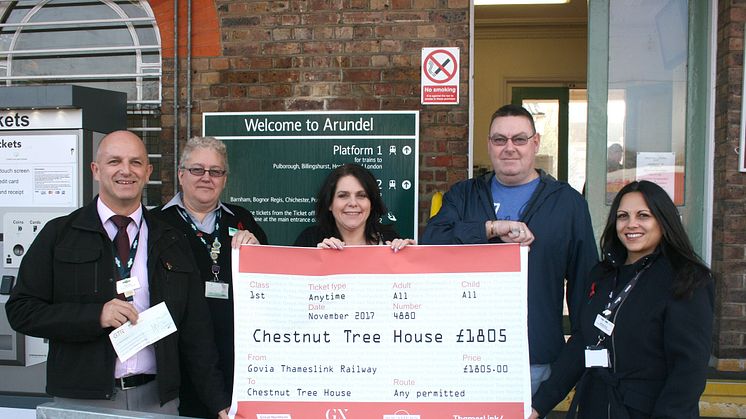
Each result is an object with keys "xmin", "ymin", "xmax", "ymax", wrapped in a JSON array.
[
  {"xmin": 151, "ymin": 136, "xmax": 267, "ymax": 418},
  {"xmin": 529, "ymin": 180, "xmax": 714, "ymax": 418},
  {"xmin": 294, "ymin": 163, "xmax": 414, "ymax": 250}
]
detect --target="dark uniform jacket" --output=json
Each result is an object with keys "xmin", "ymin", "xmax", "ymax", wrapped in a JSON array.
[
  {"xmin": 5, "ymin": 198, "xmax": 228, "ymax": 414},
  {"xmin": 532, "ymin": 249, "xmax": 714, "ymax": 418},
  {"xmin": 151, "ymin": 202, "xmax": 267, "ymax": 418}
]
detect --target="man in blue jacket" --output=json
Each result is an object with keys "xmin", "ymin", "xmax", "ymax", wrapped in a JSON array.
[{"xmin": 422, "ymin": 104, "xmax": 598, "ymax": 394}]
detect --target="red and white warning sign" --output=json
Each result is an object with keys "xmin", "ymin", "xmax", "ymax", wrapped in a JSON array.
[{"xmin": 421, "ymin": 47, "xmax": 459, "ymax": 105}]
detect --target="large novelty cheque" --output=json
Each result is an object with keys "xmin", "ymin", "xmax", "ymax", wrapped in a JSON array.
[{"xmin": 230, "ymin": 244, "xmax": 531, "ymax": 419}]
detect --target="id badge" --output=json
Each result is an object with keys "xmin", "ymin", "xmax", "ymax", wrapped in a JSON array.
[
  {"xmin": 205, "ymin": 281, "xmax": 229, "ymax": 299},
  {"xmin": 585, "ymin": 345, "xmax": 610, "ymax": 368},
  {"xmin": 116, "ymin": 276, "xmax": 140, "ymax": 299},
  {"xmin": 594, "ymin": 314, "xmax": 615, "ymax": 336}
]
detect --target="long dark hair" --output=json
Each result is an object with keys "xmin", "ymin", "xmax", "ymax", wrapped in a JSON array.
[
  {"xmin": 314, "ymin": 163, "xmax": 387, "ymax": 244},
  {"xmin": 600, "ymin": 181, "xmax": 712, "ymax": 299}
]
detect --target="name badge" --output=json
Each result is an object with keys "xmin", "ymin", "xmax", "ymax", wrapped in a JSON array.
[
  {"xmin": 205, "ymin": 281, "xmax": 230, "ymax": 299},
  {"xmin": 116, "ymin": 276, "xmax": 140, "ymax": 298},
  {"xmin": 594, "ymin": 313, "xmax": 615, "ymax": 336},
  {"xmin": 585, "ymin": 346, "xmax": 610, "ymax": 368},
  {"xmin": 228, "ymin": 227, "xmax": 238, "ymax": 237}
]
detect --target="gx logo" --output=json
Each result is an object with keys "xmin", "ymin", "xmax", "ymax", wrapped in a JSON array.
[{"xmin": 325, "ymin": 408, "xmax": 349, "ymax": 419}]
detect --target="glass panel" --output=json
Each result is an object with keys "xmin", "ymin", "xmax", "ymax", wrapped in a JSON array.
[
  {"xmin": 135, "ymin": 27, "xmax": 159, "ymax": 45},
  {"xmin": 522, "ymin": 99, "xmax": 559, "ymax": 179},
  {"xmin": 19, "ymin": 79, "xmax": 137, "ymax": 97},
  {"xmin": 15, "ymin": 27, "xmax": 136, "ymax": 49},
  {"xmin": 3, "ymin": 5, "xmax": 30, "ymax": 24},
  {"xmin": 1, "ymin": 1, "xmax": 165, "ymax": 204},
  {"xmin": 0, "ymin": 30, "xmax": 13, "ymax": 51},
  {"xmin": 13, "ymin": 55, "xmax": 136, "ymax": 76},
  {"xmin": 568, "ymin": 89, "xmax": 587, "ymax": 194},
  {"xmin": 128, "ymin": 109, "xmax": 162, "ymax": 154},
  {"xmin": 143, "ymin": 185, "xmax": 161, "ymax": 207},
  {"xmin": 31, "ymin": 4, "xmax": 120, "ymax": 21},
  {"xmin": 606, "ymin": 0, "xmax": 687, "ymax": 205},
  {"xmin": 120, "ymin": 3, "xmax": 150, "ymax": 18},
  {"xmin": 607, "ymin": 89, "xmax": 627, "ymax": 202},
  {"xmin": 142, "ymin": 80, "xmax": 160, "ymax": 101}
]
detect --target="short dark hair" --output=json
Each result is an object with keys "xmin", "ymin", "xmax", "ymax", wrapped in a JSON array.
[
  {"xmin": 314, "ymin": 163, "xmax": 388, "ymax": 244},
  {"xmin": 600, "ymin": 180, "xmax": 712, "ymax": 298},
  {"xmin": 489, "ymin": 104, "xmax": 537, "ymax": 134}
]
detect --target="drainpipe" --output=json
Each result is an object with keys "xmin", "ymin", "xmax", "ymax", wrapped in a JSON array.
[
  {"xmin": 173, "ymin": 0, "xmax": 179, "ymax": 195},
  {"xmin": 186, "ymin": 0, "xmax": 192, "ymax": 140}
]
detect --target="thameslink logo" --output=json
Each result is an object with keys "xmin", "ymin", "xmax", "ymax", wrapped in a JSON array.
[{"xmin": 383, "ymin": 411, "xmax": 419, "ymax": 419}]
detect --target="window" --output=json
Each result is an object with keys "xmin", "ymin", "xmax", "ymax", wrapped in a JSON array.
[
  {"xmin": 605, "ymin": 0, "xmax": 687, "ymax": 205},
  {"xmin": 0, "ymin": 0, "xmax": 162, "ymax": 205}
]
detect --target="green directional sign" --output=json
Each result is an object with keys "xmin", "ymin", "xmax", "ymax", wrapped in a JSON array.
[{"xmin": 203, "ymin": 111, "xmax": 419, "ymax": 246}]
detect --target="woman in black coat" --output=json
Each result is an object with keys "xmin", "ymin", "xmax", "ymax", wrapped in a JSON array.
[
  {"xmin": 294, "ymin": 163, "xmax": 414, "ymax": 250},
  {"xmin": 152, "ymin": 136, "xmax": 267, "ymax": 418},
  {"xmin": 530, "ymin": 180, "xmax": 714, "ymax": 418}
]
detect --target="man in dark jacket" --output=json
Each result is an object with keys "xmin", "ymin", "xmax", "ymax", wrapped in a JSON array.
[
  {"xmin": 5, "ymin": 131, "xmax": 229, "ymax": 417},
  {"xmin": 422, "ymin": 104, "xmax": 598, "ymax": 394}
]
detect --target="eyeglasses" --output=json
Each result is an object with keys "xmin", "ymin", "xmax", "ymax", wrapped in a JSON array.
[
  {"xmin": 488, "ymin": 132, "xmax": 537, "ymax": 146},
  {"xmin": 180, "ymin": 166, "xmax": 227, "ymax": 177}
]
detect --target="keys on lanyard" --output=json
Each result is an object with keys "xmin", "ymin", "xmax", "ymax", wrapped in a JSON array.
[
  {"xmin": 205, "ymin": 234, "xmax": 229, "ymax": 299},
  {"xmin": 175, "ymin": 205, "xmax": 230, "ymax": 299},
  {"xmin": 210, "ymin": 236, "xmax": 221, "ymax": 281},
  {"xmin": 205, "ymin": 237, "xmax": 229, "ymax": 299},
  {"xmin": 176, "ymin": 205, "xmax": 223, "ymax": 280}
]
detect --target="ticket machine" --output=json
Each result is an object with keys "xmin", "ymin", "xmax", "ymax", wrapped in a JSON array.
[{"xmin": 0, "ymin": 85, "xmax": 126, "ymax": 400}]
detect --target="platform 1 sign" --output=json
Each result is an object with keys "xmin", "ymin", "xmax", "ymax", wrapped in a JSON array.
[{"xmin": 203, "ymin": 111, "xmax": 419, "ymax": 245}]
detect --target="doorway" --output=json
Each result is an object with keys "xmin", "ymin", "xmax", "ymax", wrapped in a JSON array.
[
  {"xmin": 511, "ymin": 87, "xmax": 587, "ymax": 194},
  {"xmin": 472, "ymin": 1, "xmax": 588, "ymax": 183}
]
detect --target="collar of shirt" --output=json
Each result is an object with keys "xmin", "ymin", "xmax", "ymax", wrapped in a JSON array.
[
  {"xmin": 97, "ymin": 197, "xmax": 144, "ymax": 242},
  {"xmin": 162, "ymin": 192, "xmax": 234, "ymax": 234}
]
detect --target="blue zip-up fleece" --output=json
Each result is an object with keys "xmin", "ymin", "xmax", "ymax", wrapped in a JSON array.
[{"xmin": 422, "ymin": 170, "xmax": 598, "ymax": 364}]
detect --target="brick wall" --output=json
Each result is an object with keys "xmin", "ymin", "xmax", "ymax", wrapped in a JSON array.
[
  {"xmin": 713, "ymin": 0, "xmax": 746, "ymax": 366},
  {"xmin": 153, "ymin": 0, "xmax": 746, "ymax": 363},
  {"xmin": 156, "ymin": 0, "xmax": 471, "ymax": 232}
]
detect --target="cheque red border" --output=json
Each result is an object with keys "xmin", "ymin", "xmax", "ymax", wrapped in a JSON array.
[
  {"xmin": 238, "ymin": 244, "xmax": 521, "ymax": 276},
  {"xmin": 235, "ymin": 401, "xmax": 524, "ymax": 419}
]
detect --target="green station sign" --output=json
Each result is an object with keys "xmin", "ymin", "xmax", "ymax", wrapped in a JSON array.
[{"xmin": 203, "ymin": 111, "xmax": 419, "ymax": 245}]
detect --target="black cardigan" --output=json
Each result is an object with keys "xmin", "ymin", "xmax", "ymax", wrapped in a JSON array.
[{"xmin": 151, "ymin": 203, "xmax": 267, "ymax": 418}]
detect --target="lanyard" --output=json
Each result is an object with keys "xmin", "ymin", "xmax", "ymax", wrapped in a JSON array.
[
  {"xmin": 113, "ymin": 230, "xmax": 140, "ymax": 281},
  {"xmin": 601, "ymin": 262, "xmax": 651, "ymax": 319},
  {"xmin": 176, "ymin": 206, "xmax": 223, "ymax": 281},
  {"xmin": 594, "ymin": 261, "xmax": 652, "ymax": 347},
  {"xmin": 175, "ymin": 206, "xmax": 221, "ymax": 249}
]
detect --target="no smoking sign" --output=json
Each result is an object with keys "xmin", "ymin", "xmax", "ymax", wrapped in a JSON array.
[{"xmin": 421, "ymin": 47, "xmax": 459, "ymax": 105}]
